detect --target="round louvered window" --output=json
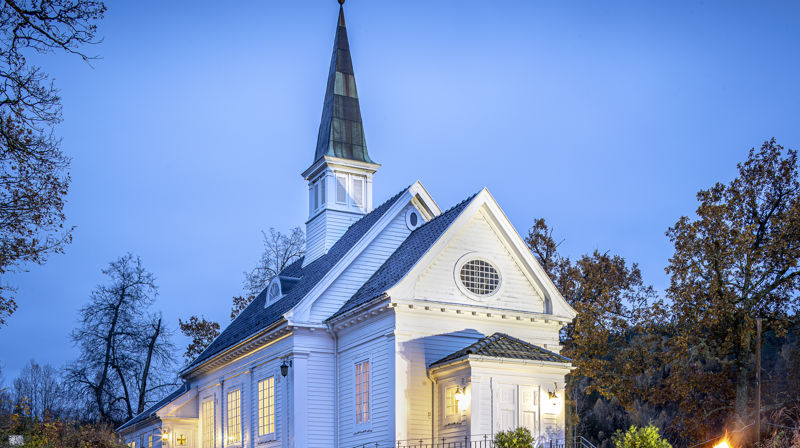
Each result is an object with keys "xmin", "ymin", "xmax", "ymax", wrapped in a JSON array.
[{"xmin": 459, "ymin": 259, "xmax": 500, "ymax": 296}]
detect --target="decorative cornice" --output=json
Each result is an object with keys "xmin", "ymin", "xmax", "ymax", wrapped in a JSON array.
[{"xmin": 181, "ymin": 322, "xmax": 291, "ymax": 378}]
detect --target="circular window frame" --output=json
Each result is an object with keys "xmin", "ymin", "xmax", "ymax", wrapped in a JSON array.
[
  {"xmin": 405, "ymin": 208, "xmax": 422, "ymax": 230},
  {"xmin": 453, "ymin": 253, "xmax": 503, "ymax": 300}
]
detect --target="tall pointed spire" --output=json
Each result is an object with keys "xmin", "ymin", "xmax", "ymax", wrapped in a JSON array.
[{"xmin": 314, "ymin": 3, "xmax": 373, "ymax": 163}]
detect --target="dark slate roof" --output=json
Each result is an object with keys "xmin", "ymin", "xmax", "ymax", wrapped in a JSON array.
[
  {"xmin": 314, "ymin": 5, "xmax": 373, "ymax": 164},
  {"xmin": 117, "ymin": 383, "xmax": 189, "ymax": 431},
  {"xmin": 430, "ymin": 333, "xmax": 571, "ymax": 368},
  {"xmin": 329, "ymin": 193, "xmax": 478, "ymax": 320},
  {"xmin": 184, "ymin": 187, "xmax": 409, "ymax": 371}
]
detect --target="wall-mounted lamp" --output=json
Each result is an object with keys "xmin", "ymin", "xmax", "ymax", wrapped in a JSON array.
[
  {"xmin": 547, "ymin": 382, "xmax": 561, "ymax": 411},
  {"xmin": 280, "ymin": 359, "xmax": 291, "ymax": 377},
  {"xmin": 454, "ymin": 386, "xmax": 469, "ymax": 413},
  {"xmin": 161, "ymin": 431, "xmax": 169, "ymax": 441}
]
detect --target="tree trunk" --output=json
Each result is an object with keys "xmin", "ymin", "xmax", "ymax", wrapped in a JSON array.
[
  {"xmin": 734, "ymin": 329, "xmax": 753, "ymax": 422},
  {"xmin": 137, "ymin": 317, "xmax": 162, "ymax": 414}
]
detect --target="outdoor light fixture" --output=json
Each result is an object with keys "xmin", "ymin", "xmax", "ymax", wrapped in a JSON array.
[
  {"xmin": 547, "ymin": 382, "xmax": 561, "ymax": 411},
  {"xmin": 454, "ymin": 386, "xmax": 468, "ymax": 413},
  {"xmin": 280, "ymin": 359, "xmax": 290, "ymax": 377},
  {"xmin": 161, "ymin": 431, "xmax": 169, "ymax": 441}
]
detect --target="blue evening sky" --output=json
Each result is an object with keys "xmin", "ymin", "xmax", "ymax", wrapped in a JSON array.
[{"xmin": 1, "ymin": 0, "xmax": 799, "ymax": 380}]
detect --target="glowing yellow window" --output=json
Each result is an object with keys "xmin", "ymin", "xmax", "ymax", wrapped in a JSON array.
[
  {"xmin": 226, "ymin": 389, "xmax": 241, "ymax": 444},
  {"xmin": 202, "ymin": 399, "xmax": 215, "ymax": 448},
  {"xmin": 445, "ymin": 386, "xmax": 458, "ymax": 417},
  {"xmin": 258, "ymin": 377, "xmax": 275, "ymax": 437}
]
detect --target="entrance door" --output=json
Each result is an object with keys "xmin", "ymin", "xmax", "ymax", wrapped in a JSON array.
[
  {"xmin": 495, "ymin": 384, "xmax": 518, "ymax": 432},
  {"xmin": 519, "ymin": 386, "xmax": 539, "ymax": 438}
]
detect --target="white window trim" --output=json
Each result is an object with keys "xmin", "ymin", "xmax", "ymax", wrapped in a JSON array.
[
  {"xmin": 265, "ymin": 277, "xmax": 282, "ymax": 306},
  {"xmin": 353, "ymin": 355, "xmax": 373, "ymax": 433},
  {"xmin": 453, "ymin": 252, "xmax": 503, "ymax": 301},
  {"xmin": 405, "ymin": 207, "xmax": 423, "ymax": 230},
  {"xmin": 335, "ymin": 173, "xmax": 348, "ymax": 204},
  {"xmin": 442, "ymin": 381, "xmax": 464, "ymax": 425},
  {"xmin": 201, "ymin": 395, "xmax": 217, "ymax": 448},
  {"xmin": 256, "ymin": 374, "xmax": 278, "ymax": 444},
  {"xmin": 224, "ymin": 385, "xmax": 243, "ymax": 447}
]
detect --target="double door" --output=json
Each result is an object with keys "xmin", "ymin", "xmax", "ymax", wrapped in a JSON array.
[{"xmin": 494, "ymin": 384, "xmax": 539, "ymax": 438}]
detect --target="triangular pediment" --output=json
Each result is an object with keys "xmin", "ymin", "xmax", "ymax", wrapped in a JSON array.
[{"xmin": 387, "ymin": 189, "xmax": 576, "ymax": 320}]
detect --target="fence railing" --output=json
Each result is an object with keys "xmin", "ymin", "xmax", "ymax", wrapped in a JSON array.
[{"xmin": 354, "ymin": 434, "xmax": 573, "ymax": 448}]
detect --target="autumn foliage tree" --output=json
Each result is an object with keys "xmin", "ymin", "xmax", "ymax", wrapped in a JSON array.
[
  {"xmin": 662, "ymin": 139, "xmax": 800, "ymax": 435},
  {"xmin": 0, "ymin": 0, "xmax": 105, "ymax": 326},
  {"xmin": 178, "ymin": 316, "xmax": 220, "ymax": 365}
]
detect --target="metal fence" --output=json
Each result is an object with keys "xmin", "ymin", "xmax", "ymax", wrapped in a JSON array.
[{"xmin": 354, "ymin": 434, "xmax": 585, "ymax": 448}]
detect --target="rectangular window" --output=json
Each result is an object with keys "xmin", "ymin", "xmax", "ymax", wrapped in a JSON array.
[
  {"xmin": 352, "ymin": 177, "xmax": 364, "ymax": 208},
  {"xmin": 336, "ymin": 174, "xmax": 347, "ymax": 204},
  {"xmin": 258, "ymin": 377, "xmax": 276, "ymax": 437},
  {"xmin": 320, "ymin": 177, "xmax": 326, "ymax": 207},
  {"xmin": 226, "ymin": 389, "xmax": 241, "ymax": 444},
  {"xmin": 148, "ymin": 435, "xmax": 153, "ymax": 448},
  {"xmin": 445, "ymin": 386, "xmax": 457, "ymax": 417},
  {"xmin": 314, "ymin": 181, "xmax": 320, "ymax": 210},
  {"xmin": 202, "ymin": 399, "xmax": 215, "ymax": 448},
  {"xmin": 355, "ymin": 360, "xmax": 370, "ymax": 424}
]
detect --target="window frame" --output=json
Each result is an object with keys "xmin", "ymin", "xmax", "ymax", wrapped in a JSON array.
[
  {"xmin": 351, "ymin": 176, "xmax": 365, "ymax": 209},
  {"xmin": 201, "ymin": 396, "xmax": 216, "ymax": 448},
  {"xmin": 256, "ymin": 376, "xmax": 277, "ymax": 442},
  {"xmin": 354, "ymin": 357, "xmax": 372, "ymax": 431},
  {"xmin": 453, "ymin": 253, "xmax": 503, "ymax": 301},
  {"xmin": 225, "ymin": 387, "xmax": 242, "ymax": 446},
  {"xmin": 335, "ymin": 174, "xmax": 348, "ymax": 204},
  {"xmin": 442, "ymin": 383, "xmax": 464, "ymax": 425}
]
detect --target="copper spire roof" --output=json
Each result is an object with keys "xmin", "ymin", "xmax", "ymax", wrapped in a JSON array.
[{"xmin": 313, "ymin": 4, "xmax": 374, "ymax": 163}]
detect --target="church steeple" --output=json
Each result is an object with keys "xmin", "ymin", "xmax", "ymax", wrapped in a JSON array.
[
  {"xmin": 314, "ymin": 3, "xmax": 373, "ymax": 163},
  {"xmin": 302, "ymin": 2, "xmax": 380, "ymax": 266}
]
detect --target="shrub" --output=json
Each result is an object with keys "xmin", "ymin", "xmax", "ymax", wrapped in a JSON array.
[
  {"xmin": 612, "ymin": 424, "xmax": 672, "ymax": 448},
  {"xmin": 495, "ymin": 427, "xmax": 536, "ymax": 448}
]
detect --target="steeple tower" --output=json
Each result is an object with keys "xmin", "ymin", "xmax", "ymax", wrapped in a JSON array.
[{"xmin": 302, "ymin": 1, "xmax": 380, "ymax": 266}]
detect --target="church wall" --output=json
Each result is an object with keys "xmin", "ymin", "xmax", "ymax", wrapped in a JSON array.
[
  {"xmin": 410, "ymin": 208, "xmax": 547, "ymax": 314},
  {"xmin": 185, "ymin": 333, "xmax": 294, "ymax": 448},
  {"xmin": 308, "ymin": 202, "xmax": 420, "ymax": 322},
  {"xmin": 336, "ymin": 311, "xmax": 396, "ymax": 448}
]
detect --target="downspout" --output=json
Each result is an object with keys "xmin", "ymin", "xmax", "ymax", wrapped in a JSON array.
[
  {"xmin": 425, "ymin": 368, "xmax": 436, "ymax": 447},
  {"xmin": 327, "ymin": 322, "xmax": 340, "ymax": 448}
]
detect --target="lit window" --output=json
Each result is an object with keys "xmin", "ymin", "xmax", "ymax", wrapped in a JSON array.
[
  {"xmin": 176, "ymin": 434, "xmax": 188, "ymax": 446},
  {"xmin": 355, "ymin": 360, "xmax": 370, "ymax": 424},
  {"xmin": 459, "ymin": 259, "xmax": 500, "ymax": 296},
  {"xmin": 445, "ymin": 386, "xmax": 457, "ymax": 417},
  {"xmin": 226, "ymin": 389, "xmax": 241, "ymax": 444},
  {"xmin": 258, "ymin": 377, "xmax": 276, "ymax": 437},
  {"xmin": 202, "ymin": 399, "xmax": 215, "ymax": 448},
  {"xmin": 336, "ymin": 174, "xmax": 347, "ymax": 204},
  {"xmin": 352, "ymin": 177, "xmax": 364, "ymax": 208}
]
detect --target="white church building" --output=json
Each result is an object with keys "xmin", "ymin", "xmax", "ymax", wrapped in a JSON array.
[{"xmin": 118, "ymin": 4, "xmax": 576, "ymax": 448}]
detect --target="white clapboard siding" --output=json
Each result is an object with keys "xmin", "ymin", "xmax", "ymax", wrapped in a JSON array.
[
  {"xmin": 294, "ymin": 330, "xmax": 337, "ymax": 448},
  {"xmin": 305, "ymin": 208, "xmax": 365, "ymax": 266},
  {"xmin": 308, "ymin": 203, "xmax": 420, "ymax": 322},
  {"xmin": 412, "ymin": 209, "xmax": 546, "ymax": 313},
  {"xmin": 336, "ymin": 312, "xmax": 395, "ymax": 448}
]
